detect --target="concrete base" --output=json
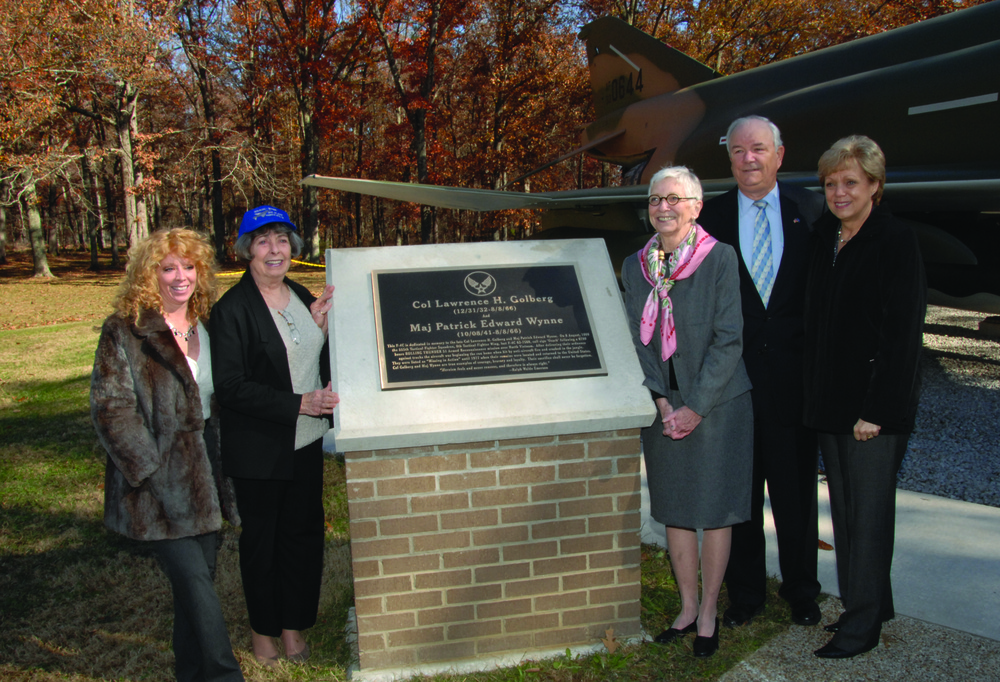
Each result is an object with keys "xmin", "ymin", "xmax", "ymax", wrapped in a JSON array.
[{"xmin": 639, "ymin": 458, "xmax": 1000, "ymax": 641}]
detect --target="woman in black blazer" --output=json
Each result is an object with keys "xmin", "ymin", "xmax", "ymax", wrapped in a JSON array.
[
  {"xmin": 803, "ymin": 137, "xmax": 925, "ymax": 659},
  {"xmin": 211, "ymin": 206, "xmax": 339, "ymax": 666}
]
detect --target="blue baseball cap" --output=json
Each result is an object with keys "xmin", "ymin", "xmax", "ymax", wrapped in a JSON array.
[{"xmin": 238, "ymin": 205, "xmax": 297, "ymax": 237}]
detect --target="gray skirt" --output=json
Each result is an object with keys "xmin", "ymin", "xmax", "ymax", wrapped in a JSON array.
[{"xmin": 642, "ymin": 390, "xmax": 753, "ymax": 529}]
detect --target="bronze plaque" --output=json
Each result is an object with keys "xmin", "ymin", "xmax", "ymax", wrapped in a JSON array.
[{"xmin": 372, "ymin": 264, "xmax": 607, "ymax": 389}]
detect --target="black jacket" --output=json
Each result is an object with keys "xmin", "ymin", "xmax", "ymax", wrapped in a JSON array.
[
  {"xmin": 210, "ymin": 271, "xmax": 331, "ymax": 480},
  {"xmin": 698, "ymin": 182, "xmax": 826, "ymax": 424},
  {"xmin": 802, "ymin": 205, "xmax": 926, "ymax": 434}
]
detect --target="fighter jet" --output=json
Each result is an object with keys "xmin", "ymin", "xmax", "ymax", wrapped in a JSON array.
[{"xmin": 303, "ymin": 1, "xmax": 1000, "ymax": 312}]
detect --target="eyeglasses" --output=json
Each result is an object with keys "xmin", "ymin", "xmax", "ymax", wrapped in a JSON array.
[
  {"xmin": 648, "ymin": 194, "xmax": 698, "ymax": 206},
  {"xmin": 274, "ymin": 309, "xmax": 301, "ymax": 345}
]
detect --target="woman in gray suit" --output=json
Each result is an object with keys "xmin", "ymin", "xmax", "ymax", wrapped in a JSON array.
[{"xmin": 623, "ymin": 166, "xmax": 753, "ymax": 658}]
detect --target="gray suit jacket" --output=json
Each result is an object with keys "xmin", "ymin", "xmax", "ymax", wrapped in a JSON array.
[{"xmin": 623, "ymin": 240, "xmax": 752, "ymax": 417}]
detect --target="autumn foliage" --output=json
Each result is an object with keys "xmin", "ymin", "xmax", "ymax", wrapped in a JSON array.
[{"xmin": 0, "ymin": 0, "xmax": 988, "ymax": 269}]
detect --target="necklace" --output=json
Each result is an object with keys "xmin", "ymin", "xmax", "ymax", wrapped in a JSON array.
[
  {"xmin": 166, "ymin": 320, "xmax": 197, "ymax": 341},
  {"xmin": 837, "ymin": 224, "xmax": 856, "ymax": 244}
]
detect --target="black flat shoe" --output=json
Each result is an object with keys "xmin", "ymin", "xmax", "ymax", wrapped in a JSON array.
[
  {"xmin": 692, "ymin": 619, "xmax": 719, "ymax": 658},
  {"xmin": 790, "ymin": 599, "xmax": 821, "ymax": 626},
  {"xmin": 652, "ymin": 621, "xmax": 697, "ymax": 644},
  {"xmin": 722, "ymin": 602, "xmax": 765, "ymax": 628},
  {"xmin": 814, "ymin": 636, "xmax": 879, "ymax": 659}
]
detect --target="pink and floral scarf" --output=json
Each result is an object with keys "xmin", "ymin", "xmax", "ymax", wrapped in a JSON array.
[{"xmin": 638, "ymin": 225, "xmax": 717, "ymax": 361}]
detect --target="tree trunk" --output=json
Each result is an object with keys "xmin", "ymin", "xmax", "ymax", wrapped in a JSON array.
[
  {"xmin": 81, "ymin": 151, "xmax": 101, "ymax": 270},
  {"xmin": 22, "ymin": 176, "xmax": 54, "ymax": 277},
  {"xmin": 298, "ymin": 101, "xmax": 321, "ymax": 261},
  {"xmin": 0, "ymin": 177, "xmax": 9, "ymax": 265},
  {"xmin": 104, "ymin": 160, "xmax": 120, "ymax": 267}
]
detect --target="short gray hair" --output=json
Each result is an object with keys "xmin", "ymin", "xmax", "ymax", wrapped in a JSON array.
[
  {"xmin": 648, "ymin": 165, "xmax": 703, "ymax": 201},
  {"xmin": 726, "ymin": 116, "xmax": 783, "ymax": 156},
  {"xmin": 233, "ymin": 223, "xmax": 304, "ymax": 261}
]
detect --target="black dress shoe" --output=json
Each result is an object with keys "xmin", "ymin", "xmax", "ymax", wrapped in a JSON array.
[
  {"xmin": 692, "ymin": 619, "xmax": 719, "ymax": 658},
  {"xmin": 652, "ymin": 621, "xmax": 697, "ymax": 644},
  {"xmin": 814, "ymin": 636, "xmax": 879, "ymax": 659},
  {"xmin": 790, "ymin": 599, "xmax": 821, "ymax": 626},
  {"xmin": 722, "ymin": 602, "xmax": 765, "ymax": 628},
  {"xmin": 824, "ymin": 620, "xmax": 840, "ymax": 633}
]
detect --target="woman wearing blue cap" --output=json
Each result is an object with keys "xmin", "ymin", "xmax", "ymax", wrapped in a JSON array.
[{"xmin": 210, "ymin": 206, "xmax": 339, "ymax": 666}]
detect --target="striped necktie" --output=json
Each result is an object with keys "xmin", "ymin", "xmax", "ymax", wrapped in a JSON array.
[{"xmin": 750, "ymin": 200, "xmax": 775, "ymax": 307}]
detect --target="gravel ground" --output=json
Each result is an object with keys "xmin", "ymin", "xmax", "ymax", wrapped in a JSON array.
[{"xmin": 901, "ymin": 306, "xmax": 1000, "ymax": 508}]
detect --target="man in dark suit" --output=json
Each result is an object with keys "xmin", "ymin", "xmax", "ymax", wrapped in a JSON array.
[{"xmin": 697, "ymin": 115, "xmax": 825, "ymax": 628}]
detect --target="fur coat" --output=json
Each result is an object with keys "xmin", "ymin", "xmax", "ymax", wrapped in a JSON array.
[{"xmin": 91, "ymin": 308, "xmax": 240, "ymax": 541}]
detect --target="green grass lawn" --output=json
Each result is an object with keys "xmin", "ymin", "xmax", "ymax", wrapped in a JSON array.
[{"xmin": 0, "ymin": 255, "xmax": 796, "ymax": 681}]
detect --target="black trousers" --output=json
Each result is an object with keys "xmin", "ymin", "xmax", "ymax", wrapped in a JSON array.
[
  {"xmin": 725, "ymin": 419, "xmax": 821, "ymax": 607},
  {"xmin": 232, "ymin": 438, "xmax": 325, "ymax": 637},
  {"xmin": 151, "ymin": 532, "xmax": 244, "ymax": 682},
  {"xmin": 820, "ymin": 431, "xmax": 906, "ymax": 649}
]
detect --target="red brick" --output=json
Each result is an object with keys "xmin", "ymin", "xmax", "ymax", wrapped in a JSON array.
[
  {"xmin": 562, "ymin": 605, "xmax": 616, "ymax": 626},
  {"xmin": 381, "ymin": 514, "xmax": 439, "ymax": 536},
  {"xmin": 534, "ymin": 591, "xmax": 588, "ymax": 612},
  {"xmin": 408, "ymin": 453, "xmax": 467, "ymax": 474},
  {"xmin": 531, "ymin": 481, "xmax": 587, "ymax": 501},
  {"xmin": 472, "ymin": 526, "xmax": 529, "ymax": 546},
  {"xmin": 347, "ymin": 481, "xmax": 374, "ymax": 499},
  {"xmin": 558, "ymin": 460, "xmax": 612, "ymax": 480},
  {"xmin": 590, "ymin": 584, "xmax": 641, "ymax": 604},
  {"xmin": 499, "ymin": 465, "xmax": 555, "ymax": 486},
  {"xmin": 442, "ymin": 547, "xmax": 500, "ymax": 568},
  {"xmin": 439, "ymin": 471, "xmax": 497, "ymax": 490},
  {"xmin": 476, "ymin": 598, "xmax": 531, "ymax": 619},
  {"xmin": 447, "ymin": 583, "xmax": 502, "ymax": 603},
  {"xmin": 563, "ymin": 570, "xmax": 615, "ymax": 591},
  {"xmin": 531, "ymin": 519, "xmax": 586, "ymax": 540},
  {"xmin": 374, "ymin": 444, "xmax": 436, "ymax": 458},
  {"xmin": 560, "ymin": 534, "xmax": 614, "ymax": 555},
  {"xmin": 567, "ymin": 430, "xmax": 617, "ymax": 441},
  {"xmin": 352, "ymin": 559, "xmax": 380, "ymax": 578},
  {"xmin": 617, "ymin": 530, "xmax": 642, "ymax": 548},
  {"xmin": 412, "ymin": 492, "xmax": 469, "ymax": 513},
  {"xmin": 354, "ymin": 596, "xmax": 383, "ymax": 616},
  {"xmin": 588, "ymin": 476, "xmax": 640, "ymax": 496},
  {"xmin": 475, "ymin": 634, "xmax": 534, "ymax": 655},
  {"xmin": 377, "ymin": 475, "xmax": 437, "ymax": 497},
  {"xmin": 615, "ymin": 454, "xmax": 642, "ymax": 473},
  {"xmin": 349, "ymin": 497, "xmax": 409, "ymax": 520},
  {"xmin": 529, "ymin": 443, "xmax": 586, "ymax": 462},
  {"xmin": 344, "ymin": 450, "xmax": 374, "ymax": 460},
  {"xmin": 533, "ymin": 555, "xmax": 587, "ymax": 576},
  {"xmin": 359, "ymin": 648, "xmax": 415, "ymax": 670},
  {"xmin": 505, "ymin": 612, "xmax": 560, "ymax": 633},
  {"xmin": 618, "ymin": 566, "xmax": 641, "ymax": 584},
  {"xmin": 470, "ymin": 449, "xmax": 527, "ymax": 468},
  {"xmin": 617, "ymin": 493, "xmax": 642, "ymax": 512},
  {"xmin": 589, "ymin": 548, "xmax": 641, "ymax": 569},
  {"xmin": 501, "ymin": 503, "xmax": 556, "ymax": 524},
  {"xmin": 504, "ymin": 577, "xmax": 559, "ymax": 597},
  {"xmin": 532, "ymin": 626, "xmax": 589, "ymax": 648},
  {"xmin": 418, "ymin": 605, "xmax": 475, "ymax": 626},
  {"xmin": 383, "ymin": 554, "xmax": 439, "ymax": 575},
  {"xmin": 354, "ymin": 575, "xmax": 413, "ymax": 598},
  {"xmin": 474, "ymin": 562, "xmax": 530, "ymax": 584},
  {"xmin": 558, "ymin": 497, "xmax": 611, "ymax": 518},
  {"xmin": 502, "ymin": 541, "xmax": 558, "ymax": 561},
  {"xmin": 350, "ymin": 536, "xmax": 410, "ymax": 558},
  {"xmin": 357, "ymin": 634, "xmax": 385, "ymax": 653},
  {"xmin": 387, "ymin": 626, "xmax": 444, "ymax": 647},
  {"xmin": 588, "ymin": 513, "xmax": 640, "ymax": 534},
  {"xmin": 441, "ymin": 509, "xmax": 498, "ymax": 530},
  {"xmin": 446, "ymin": 619, "xmax": 501, "ymax": 639},
  {"xmin": 349, "ymin": 520, "xmax": 378, "ymax": 539},
  {"xmin": 386, "ymin": 590, "xmax": 443, "ymax": 612},
  {"xmin": 346, "ymin": 459, "xmax": 406, "ymax": 479},
  {"xmin": 416, "ymin": 641, "xmax": 477, "ymax": 663},
  {"xmin": 471, "ymin": 487, "xmax": 528, "ymax": 507},
  {"xmin": 618, "ymin": 601, "xmax": 642, "ymax": 619},
  {"xmin": 413, "ymin": 531, "xmax": 470, "ymax": 553},
  {"xmin": 587, "ymin": 438, "xmax": 640, "ymax": 459},
  {"xmin": 357, "ymin": 612, "xmax": 415, "ymax": 632},
  {"xmin": 414, "ymin": 568, "xmax": 472, "ymax": 589},
  {"xmin": 502, "ymin": 435, "xmax": 555, "ymax": 447}
]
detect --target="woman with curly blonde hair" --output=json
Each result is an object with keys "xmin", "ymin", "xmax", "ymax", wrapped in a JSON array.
[{"xmin": 91, "ymin": 228, "xmax": 244, "ymax": 681}]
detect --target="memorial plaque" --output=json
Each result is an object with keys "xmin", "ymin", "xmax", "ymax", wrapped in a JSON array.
[{"xmin": 373, "ymin": 263, "xmax": 606, "ymax": 389}]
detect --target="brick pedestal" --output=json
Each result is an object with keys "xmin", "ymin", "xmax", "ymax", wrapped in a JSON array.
[{"xmin": 344, "ymin": 429, "xmax": 643, "ymax": 676}]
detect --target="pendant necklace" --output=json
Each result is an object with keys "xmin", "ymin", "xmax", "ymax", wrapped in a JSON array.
[{"xmin": 166, "ymin": 320, "xmax": 197, "ymax": 341}]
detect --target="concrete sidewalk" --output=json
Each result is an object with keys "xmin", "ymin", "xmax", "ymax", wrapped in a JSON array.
[{"xmin": 640, "ymin": 463, "xmax": 1000, "ymax": 679}]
